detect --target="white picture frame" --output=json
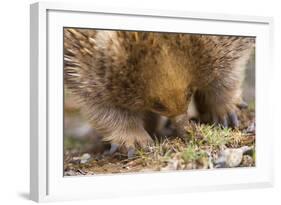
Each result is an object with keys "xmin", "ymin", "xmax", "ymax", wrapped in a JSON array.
[{"xmin": 30, "ymin": 2, "xmax": 274, "ymax": 202}]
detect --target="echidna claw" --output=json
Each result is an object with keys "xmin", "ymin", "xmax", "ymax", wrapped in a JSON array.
[
  {"xmin": 108, "ymin": 143, "xmax": 119, "ymax": 155},
  {"xmin": 228, "ymin": 112, "xmax": 239, "ymax": 128},
  {"xmin": 237, "ymin": 101, "xmax": 248, "ymax": 109},
  {"xmin": 127, "ymin": 147, "xmax": 135, "ymax": 159}
]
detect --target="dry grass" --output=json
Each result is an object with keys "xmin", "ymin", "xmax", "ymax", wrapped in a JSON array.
[{"xmin": 64, "ymin": 107, "xmax": 255, "ymax": 176}]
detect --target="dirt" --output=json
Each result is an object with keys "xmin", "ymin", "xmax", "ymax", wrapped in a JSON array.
[{"xmin": 64, "ymin": 107, "xmax": 255, "ymax": 176}]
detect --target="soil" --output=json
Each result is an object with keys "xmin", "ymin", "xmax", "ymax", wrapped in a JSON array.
[{"xmin": 64, "ymin": 107, "xmax": 255, "ymax": 176}]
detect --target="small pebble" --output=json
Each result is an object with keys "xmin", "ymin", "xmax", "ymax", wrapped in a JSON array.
[
  {"xmin": 80, "ymin": 153, "xmax": 91, "ymax": 164},
  {"xmin": 64, "ymin": 170, "xmax": 76, "ymax": 176},
  {"xmin": 215, "ymin": 146, "xmax": 252, "ymax": 168},
  {"xmin": 70, "ymin": 157, "xmax": 80, "ymax": 164}
]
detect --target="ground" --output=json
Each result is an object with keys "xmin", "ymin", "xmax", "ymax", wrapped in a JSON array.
[{"xmin": 63, "ymin": 102, "xmax": 255, "ymax": 176}]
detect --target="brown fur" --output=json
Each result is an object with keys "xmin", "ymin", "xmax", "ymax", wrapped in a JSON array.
[{"xmin": 64, "ymin": 28, "xmax": 254, "ymax": 150}]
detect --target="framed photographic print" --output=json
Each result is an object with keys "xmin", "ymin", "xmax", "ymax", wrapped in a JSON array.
[{"xmin": 30, "ymin": 2, "xmax": 274, "ymax": 202}]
